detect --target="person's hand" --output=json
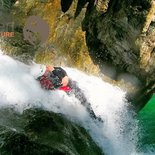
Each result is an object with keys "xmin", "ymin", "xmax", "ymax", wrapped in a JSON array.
[{"xmin": 61, "ymin": 76, "xmax": 69, "ymax": 86}]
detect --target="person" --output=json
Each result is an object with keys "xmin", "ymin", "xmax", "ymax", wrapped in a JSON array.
[{"xmin": 30, "ymin": 64, "xmax": 100, "ymax": 120}]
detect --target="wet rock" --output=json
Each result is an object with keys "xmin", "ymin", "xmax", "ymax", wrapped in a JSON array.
[{"xmin": 0, "ymin": 108, "xmax": 104, "ymax": 155}]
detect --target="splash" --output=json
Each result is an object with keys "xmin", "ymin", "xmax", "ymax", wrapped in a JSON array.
[{"xmin": 0, "ymin": 53, "xmax": 139, "ymax": 155}]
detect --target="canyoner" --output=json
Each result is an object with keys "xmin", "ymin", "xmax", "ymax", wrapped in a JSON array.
[{"xmin": 30, "ymin": 63, "xmax": 103, "ymax": 123}]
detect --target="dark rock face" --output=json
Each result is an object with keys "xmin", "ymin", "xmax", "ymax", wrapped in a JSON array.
[
  {"xmin": 0, "ymin": 108, "xmax": 103, "ymax": 155},
  {"xmin": 81, "ymin": 0, "xmax": 155, "ymax": 108},
  {"xmin": 82, "ymin": 0, "xmax": 151, "ymax": 80}
]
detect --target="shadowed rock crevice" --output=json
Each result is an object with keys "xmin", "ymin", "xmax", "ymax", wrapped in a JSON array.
[{"xmin": 61, "ymin": 0, "xmax": 74, "ymax": 13}]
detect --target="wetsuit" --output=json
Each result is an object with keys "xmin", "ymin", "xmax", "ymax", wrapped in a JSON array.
[
  {"xmin": 38, "ymin": 67, "xmax": 98, "ymax": 119},
  {"xmin": 67, "ymin": 80, "xmax": 98, "ymax": 119}
]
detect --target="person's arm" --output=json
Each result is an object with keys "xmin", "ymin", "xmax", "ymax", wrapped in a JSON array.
[
  {"xmin": 61, "ymin": 76, "xmax": 69, "ymax": 86},
  {"xmin": 53, "ymin": 67, "xmax": 69, "ymax": 87}
]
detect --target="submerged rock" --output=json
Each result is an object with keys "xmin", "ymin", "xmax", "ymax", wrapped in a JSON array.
[{"xmin": 0, "ymin": 108, "xmax": 104, "ymax": 155}]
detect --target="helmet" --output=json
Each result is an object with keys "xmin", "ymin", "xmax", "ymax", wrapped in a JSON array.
[{"xmin": 30, "ymin": 64, "xmax": 46, "ymax": 79}]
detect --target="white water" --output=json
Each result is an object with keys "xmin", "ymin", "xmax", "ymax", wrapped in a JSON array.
[{"xmin": 0, "ymin": 52, "xmax": 140, "ymax": 155}]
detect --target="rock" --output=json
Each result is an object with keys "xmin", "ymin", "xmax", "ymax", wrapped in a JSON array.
[
  {"xmin": 82, "ymin": 0, "xmax": 155, "ymax": 109},
  {"xmin": 1, "ymin": 0, "xmax": 155, "ymax": 109},
  {"xmin": 95, "ymin": 0, "xmax": 110, "ymax": 13},
  {"xmin": 1, "ymin": 0, "xmax": 100, "ymax": 75},
  {"xmin": 0, "ymin": 108, "xmax": 104, "ymax": 155}
]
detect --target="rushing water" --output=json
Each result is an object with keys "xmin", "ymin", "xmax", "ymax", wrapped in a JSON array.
[{"xmin": 0, "ymin": 51, "xmax": 153, "ymax": 155}]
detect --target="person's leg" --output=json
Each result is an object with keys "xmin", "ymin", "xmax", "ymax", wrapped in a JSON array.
[{"xmin": 68, "ymin": 79, "xmax": 97, "ymax": 119}]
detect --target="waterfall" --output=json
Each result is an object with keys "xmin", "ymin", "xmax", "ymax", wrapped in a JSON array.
[{"xmin": 0, "ymin": 52, "xmax": 144, "ymax": 155}]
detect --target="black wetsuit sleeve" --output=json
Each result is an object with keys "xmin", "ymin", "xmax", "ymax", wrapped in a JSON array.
[{"xmin": 53, "ymin": 67, "xmax": 67, "ymax": 79}]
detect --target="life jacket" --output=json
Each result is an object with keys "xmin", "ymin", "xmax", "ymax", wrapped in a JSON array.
[{"xmin": 39, "ymin": 75, "xmax": 55, "ymax": 90}]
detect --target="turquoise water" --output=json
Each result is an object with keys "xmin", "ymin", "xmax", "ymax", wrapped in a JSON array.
[{"xmin": 137, "ymin": 94, "xmax": 155, "ymax": 153}]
